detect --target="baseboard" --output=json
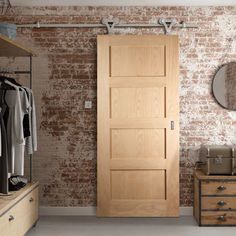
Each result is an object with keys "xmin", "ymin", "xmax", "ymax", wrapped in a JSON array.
[
  {"xmin": 179, "ymin": 207, "xmax": 193, "ymax": 216},
  {"xmin": 39, "ymin": 206, "xmax": 96, "ymax": 216},
  {"xmin": 39, "ymin": 206, "xmax": 193, "ymax": 216}
]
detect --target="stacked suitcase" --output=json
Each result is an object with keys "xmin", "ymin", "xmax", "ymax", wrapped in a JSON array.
[{"xmin": 199, "ymin": 145, "xmax": 236, "ymax": 175}]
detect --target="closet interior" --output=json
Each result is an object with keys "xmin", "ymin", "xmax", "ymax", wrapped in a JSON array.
[{"xmin": 0, "ymin": 34, "xmax": 39, "ymax": 236}]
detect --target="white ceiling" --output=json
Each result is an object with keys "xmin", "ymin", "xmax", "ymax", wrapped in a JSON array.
[{"xmin": 10, "ymin": 0, "xmax": 236, "ymax": 6}]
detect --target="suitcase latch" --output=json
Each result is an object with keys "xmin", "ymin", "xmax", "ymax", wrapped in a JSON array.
[{"xmin": 214, "ymin": 155, "xmax": 223, "ymax": 165}]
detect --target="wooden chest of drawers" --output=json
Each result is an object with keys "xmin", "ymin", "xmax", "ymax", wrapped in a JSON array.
[
  {"xmin": 0, "ymin": 182, "xmax": 39, "ymax": 236},
  {"xmin": 194, "ymin": 170, "xmax": 236, "ymax": 226}
]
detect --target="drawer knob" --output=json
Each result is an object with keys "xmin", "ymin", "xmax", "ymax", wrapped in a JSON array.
[
  {"xmin": 218, "ymin": 215, "xmax": 226, "ymax": 222},
  {"xmin": 9, "ymin": 215, "xmax": 14, "ymax": 222},
  {"xmin": 29, "ymin": 197, "xmax": 34, "ymax": 202},
  {"xmin": 217, "ymin": 186, "xmax": 226, "ymax": 191},
  {"xmin": 217, "ymin": 201, "xmax": 227, "ymax": 206}
]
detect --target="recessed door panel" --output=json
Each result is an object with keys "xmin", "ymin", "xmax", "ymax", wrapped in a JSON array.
[
  {"xmin": 111, "ymin": 129, "xmax": 165, "ymax": 159},
  {"xmin": 110, "ymin": 45, "xmax": 165, "ymax": 77},
  {"xmin": 111, "ymin": 170, "xmax": 166, "ymax": 200},
  {"xmin": 97, "ymin": 35, "xmax": 179, "ymax": 217},
  {"xmin": 111, "ymin": 87, "xmax": 165, "ymax": 118}
]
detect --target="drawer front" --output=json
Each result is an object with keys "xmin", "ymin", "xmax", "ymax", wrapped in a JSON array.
[
  {"xmin": 201, "ymin": 211, "xmax": 236, "ymax": 225},
  {"xmin": 201, "ymin": 181, "xmax": 236, "ymax": 195},
  {"xmin": 0, "ymin": 187, "xmax": 39, "ymax": 236},
  {"xmin": 19, "ymin": 187, "xmax": 39, "ymax": 235},
  {"xmin": 0, "ymin": 207, "xmax": 21, "ymax": 236},
  {"xmin": 202, "ymin": 197, "xmax": 236, "ymax": 210}
]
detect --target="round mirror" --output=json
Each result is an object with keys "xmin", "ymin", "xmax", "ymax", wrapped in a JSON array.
[{"xmin": 212, "ymin": 62, "xmax": 236, "ymax": 110}]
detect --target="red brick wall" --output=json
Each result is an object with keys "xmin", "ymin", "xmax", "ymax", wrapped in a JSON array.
[{"xmin": 0, "ymin": 6, "xmax": 235, "ymax": 207}]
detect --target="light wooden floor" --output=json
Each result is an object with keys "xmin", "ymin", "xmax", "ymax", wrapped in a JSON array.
[{"xmin": 27, "ymin": 216, "xmax": 236, "ymax": 236}]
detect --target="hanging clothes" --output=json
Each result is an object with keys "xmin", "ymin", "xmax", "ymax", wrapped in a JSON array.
[
  {"xmin": 13, "ymin": 87, "xmax": 30, "ymax": 176},
  {"xmin": 22, "ymin": 87, "xmax": 31, "ymax": 138},
  {"xmin": 0, "ymin": 81, "xmax": 15, "ymax": 194},
  {"xmin": 23, "ymin": 87, "xmax": 37, "ymax": 154},
  {"xmin": 4, "ymin": 81, "xmax": 25, "ymax": 175},
  {"xmin": 0, "ymin": 76, "xmax": 37, "ymax": 194},
  {"xmin": 0, "ymin": 80, "xmax": 17, "ymax": 194},
  {"xmin": 0, "ymin": 106, "xmax": 9, "ymax": 194}
]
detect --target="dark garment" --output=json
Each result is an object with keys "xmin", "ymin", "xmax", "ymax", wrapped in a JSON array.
[
  {"xmin": 0, "ymin": 108, "xmax": 9, "ymax": 194},
  {"xmin": 3, "ymin": 102, "xmax": 9, "ymax": 128},
  {"xmin": 23, "ymin": 88, "xmax": 30, "ymax": 138},
  {"xmin": 0, "ymin": 88, "xmax": 13, "ymax": 174},
  {"xmin": 23, "ymin": 114, "xmax": 30, "ymax": 138}
]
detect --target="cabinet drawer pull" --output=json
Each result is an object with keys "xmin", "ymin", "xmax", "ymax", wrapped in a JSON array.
[
  {"xmin": 9, "ymin": 215, "xmax": 14, "ymax": 222},
  {"xmin": 217, "ymin": 200, "xmax": 227, "ymax": 206},
  {"xmin": 218, "ymin": 215, "xmax": 226, "ymax": 222},
  {"xmin": 29, "ymin": 197, "xmax": 34, "ymax": 202},
  {"xmin": 217, "ymin": 186, "xmax": 226, "ymax": 191}
]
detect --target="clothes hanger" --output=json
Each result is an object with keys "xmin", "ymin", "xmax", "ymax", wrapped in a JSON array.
[
  {"xmin": 0, "ymin": 68, "xmax": 22, "ymax": 87},
  {"xmin": 0, "ymin": 80, "xmax": 15, "ymax": 90},
  {"xmin": 0, "ymin": 75, "xmax": 22, "ymax": 87}
]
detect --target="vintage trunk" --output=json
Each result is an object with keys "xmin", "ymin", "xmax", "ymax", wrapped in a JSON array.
[{"xmin": 199, "ymin": 145, "xmax": 236, "ymax": 175}]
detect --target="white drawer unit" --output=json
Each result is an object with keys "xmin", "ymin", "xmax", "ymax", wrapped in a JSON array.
[{"xmin": 0, "ymin": 182, "xmax": 39, "ymax": 236}]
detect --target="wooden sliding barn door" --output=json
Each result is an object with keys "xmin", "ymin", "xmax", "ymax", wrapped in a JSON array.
[{"xmin": 97, "ymin": 35, "xmax": 179, "ymax": 217}]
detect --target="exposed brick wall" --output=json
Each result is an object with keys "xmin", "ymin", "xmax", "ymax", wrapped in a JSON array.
[{"xmin": 0, "ymin": 6, "xmax": 235, "ymax": 207}]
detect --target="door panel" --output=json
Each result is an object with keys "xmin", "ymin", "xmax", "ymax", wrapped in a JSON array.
[
  {"xmin": 97, "ymin": 35, "xmax": 179, "ymax": 217},
  {"xmin": 111, "ymin": 129, "xmax": 165, "ymax": 159},
  {"xmin": 110, "ymin": 87, "xmax": 165, "ymax": 118},
  {"xmin": 110, "ymin": 45, "xmax": 166, "ymax": 77},
  {"xmin": 111, "ymin": 170, "xmax": 166, "ymax": 200}
]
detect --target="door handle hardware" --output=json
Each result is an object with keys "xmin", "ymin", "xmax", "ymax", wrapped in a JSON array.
[
  {"xmin": 9, "ymin": 215, "xmax": 14, "ymax": 222},
  {"xmin": 218, "ymin": 215, "xmax": 226, "ymax": 222},
  {"xmin": 217, "ymin": 186, "xmax": 226, "ymax": 191},
  {"xmin": 171, "ymin": 121, "xmax": 174, "ymax": 130},
  {"xmin": 217, "ymin": 201, "xmax": 227, "ymax": 206},
  {"xmin": 29, "ymin": 197, "xmax": 34, "ymax": 202}
]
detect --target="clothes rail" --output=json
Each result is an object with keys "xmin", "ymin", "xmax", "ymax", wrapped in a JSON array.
[{"xmin": 0, "ymin": 71, "xmax": 31, "ymax": 74}]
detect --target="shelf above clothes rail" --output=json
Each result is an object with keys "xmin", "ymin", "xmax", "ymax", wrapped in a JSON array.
[{"xmin": 0, "ymin": 34, "xmax": 35, "ymax": 57}]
